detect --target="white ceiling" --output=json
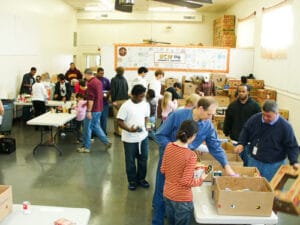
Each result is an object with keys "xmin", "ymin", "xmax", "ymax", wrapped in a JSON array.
[{"xmin": 62, "ymin": 0, "xmax": 239, "ymax": 13}]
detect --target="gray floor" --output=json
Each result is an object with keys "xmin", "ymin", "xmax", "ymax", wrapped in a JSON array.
[{"xmin": 0, "ymin": 118, "xmax": 299, "ymax": 225}]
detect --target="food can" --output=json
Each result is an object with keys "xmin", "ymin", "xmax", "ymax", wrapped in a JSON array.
[{"xmin": 22, "ymin": 201, "xmax": 31, "ymax": 214}]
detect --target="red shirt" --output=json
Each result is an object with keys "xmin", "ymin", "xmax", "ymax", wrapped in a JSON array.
[
  {"xmin": 87, "ymin": 77, "xmax": 103, "ymax": 112},
  {"xmin": 161, "ymin": 143, "xmax": 203, "ymax": 202}
]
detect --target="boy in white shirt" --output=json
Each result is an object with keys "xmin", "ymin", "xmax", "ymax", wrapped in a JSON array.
[
  {"xmin": 117, "ymin": 84, "xmax": 150, "ymax": 191},
  {"xmin": 131, "ymin": 66, "xmax": 148, "ymax": 90}
]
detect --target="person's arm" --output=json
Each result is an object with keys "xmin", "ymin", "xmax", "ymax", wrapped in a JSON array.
[
  {"xmin": 284, "ymin": 125, "xmax": 299, "ymax": 168},
  {"xmin": 156, "ymin": 112, "xmax": 178, "ymax": 148},
  {"xmin": 0, "ymin": 100, "xmax": 4, "ymax": 115},
  {"xmin": 234, "ymin": 118, "xmax": 252, "ymax": 153}
]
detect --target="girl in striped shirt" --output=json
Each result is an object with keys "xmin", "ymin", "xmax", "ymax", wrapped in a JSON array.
[{"xmin": 161, "ymin": 120, "xmax": 207, "ymax": 225}]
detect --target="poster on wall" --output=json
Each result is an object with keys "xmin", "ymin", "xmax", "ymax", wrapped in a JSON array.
[{"xmin": 115, "ymin": 44, "xmax": 230, "ymax": 73}]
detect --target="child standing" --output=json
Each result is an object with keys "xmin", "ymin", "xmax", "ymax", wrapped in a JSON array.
[
  {"xmin": 146, "ymin": 89, "xmax": 158, "ymax": 143},
  {"xmin": 161, "ymin": 120, "xmax": 207, "ymax": 225},
  {"xmin": 161, "ymin": 91, "xmax": 177, "ymax": 122},
  {"xmin": 74, "ymin": 93, "xmax": 87, "ymax": 144}
]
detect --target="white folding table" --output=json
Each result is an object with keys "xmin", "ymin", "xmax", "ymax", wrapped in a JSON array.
[
  {"xmin": 192, "ymin": 183, "xmax": 278, "ymax": 225},
  {"xmin": 1, "ymin": 204, "xmax": 90, "ymax": 225},
  {"xmin": 27, "ymin": 112, "xmax": 76, "ymax": 156},
  {"xmin": 14, "ymin": 100, "xmax": 75, "ymax": 107}
]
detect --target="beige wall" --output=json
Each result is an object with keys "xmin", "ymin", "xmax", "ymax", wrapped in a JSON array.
[
  {"xmin": 226, "ymin": 0, "xmax": 300, "ymax": 141},
  {"xmin": 0, "ymin": 0, "xmax": 76, "ymax": 98},
  {"xmin": 76, "ymin": 12, "xmax": 220, "ymax": 72}
]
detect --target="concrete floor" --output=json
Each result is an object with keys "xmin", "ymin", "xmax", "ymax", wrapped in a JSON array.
[{"xmin": 0, "ymin": 118, "xmax": 299, "ymax": 225}]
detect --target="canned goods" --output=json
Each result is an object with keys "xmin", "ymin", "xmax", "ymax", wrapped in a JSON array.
[{"xmin": 22, "ymin": 201, "xmax": 31, "ymax": 214}]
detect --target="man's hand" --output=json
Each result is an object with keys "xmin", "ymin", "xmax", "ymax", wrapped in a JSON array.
[
  {"xmin": 224, "ymin": 165, "xmax": 237, "ymax": 176},
  {"xmin": 234, "ymin": 144, "xmax": 244, "ymax": 154},
  {"xmin": 293, "ymin": 163, "xmax": 300, "ymax": 170},
  {"xmin": 87, "ymin": 112, "xmax": 92, "ymax": 119}
]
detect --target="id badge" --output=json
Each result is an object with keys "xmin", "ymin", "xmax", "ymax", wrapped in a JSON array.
[{"xmin": 252, "ymin": 146, "xmax": 258, "ymax": 155}]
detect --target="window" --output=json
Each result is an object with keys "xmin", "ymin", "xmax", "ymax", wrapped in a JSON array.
[
  {"xmin": 85, "ymin": 54, "xmax": 101, "ymax": 68},
  {"xmin": 261, "ymin": 3, "xmax": 293, "ymax": 59},
  {"xmin": 237, "ymin": 17, "xmax": 255, "ymax": 48}
]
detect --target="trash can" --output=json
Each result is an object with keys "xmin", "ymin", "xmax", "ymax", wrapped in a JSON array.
[{"xmin": 0, "ymin": 99, "xmax": 14, "ymax": 134}]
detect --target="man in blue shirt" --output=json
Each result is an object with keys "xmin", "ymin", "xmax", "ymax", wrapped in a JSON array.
[
  {"xmin": 152, "ymin": 97, "xmax": 236, "ymax": 225},
  {"xmin": 235, "ymin": 100, "xmax": 299, "ymax": 181}
]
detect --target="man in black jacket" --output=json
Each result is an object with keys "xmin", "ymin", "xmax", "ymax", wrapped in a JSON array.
[
  {"xmin": 223, "ymin": 84, "xmax": 261, "ymax": 165},
  {"xmin": 110, "ymin": 67, "xmax": 129, "ymax": 136}
]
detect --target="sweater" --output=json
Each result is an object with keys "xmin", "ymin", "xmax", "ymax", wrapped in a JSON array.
[
  {"xmin": 156, "ymin": 108, "xmax": 228, "ymax": 167},
  {"xmin": 239, "ymin": 113, "xmax": 299, "ymax": 164},
  {"xmin": 161, "ymin": 143, "xmax": 203, "ymax": 202},
  {"xmin": 223, "ymin": 97, "xmax": 261, "ymax": 141}
]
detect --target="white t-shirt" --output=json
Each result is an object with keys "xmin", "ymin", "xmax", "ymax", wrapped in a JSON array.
[
  {"xmin": 148, "ymin": 79, "xmax": 162, "ymax": 99},
  {"xmin": 32, "ymin": 82, "xmax": 48, "ymax": 102},
  {"xmin": 131, "ymin": 76, "xmax": 147, "ymax": 91},
  {"xmin": 117, "ymin": 99, "xmax": 150, "ymax": 143}
]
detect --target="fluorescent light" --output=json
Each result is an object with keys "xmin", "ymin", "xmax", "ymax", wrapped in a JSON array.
[
  {"xmin": 149, "ymin": 7, "xmax": 195, "ymax": 12},
  {"xmin": 84, "ymin": 5, "xmax": 113, "ymax": 12},
  {"xmin": 185, "ymin": 0, "xmax": 203, "ymax": 5}
]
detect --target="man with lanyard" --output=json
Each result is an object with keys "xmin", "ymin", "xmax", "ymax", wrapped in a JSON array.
[{"xmin": 235, "ymin": 100, "xmax": 299, "ymax": 181}]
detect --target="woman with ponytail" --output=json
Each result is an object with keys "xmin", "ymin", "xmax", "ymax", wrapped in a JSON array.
[{"xmin": 160, "ymin": 120, "xmax": 207, "ymax": 225}]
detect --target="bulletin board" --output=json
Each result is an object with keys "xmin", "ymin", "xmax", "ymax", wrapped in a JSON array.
[{"xmin": 114, "ymin": 44, "xmax": 230, "ymax": 73}]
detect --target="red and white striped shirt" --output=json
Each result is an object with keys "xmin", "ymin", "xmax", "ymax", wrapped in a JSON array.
[{"xmin": 161, "ymin": 142, "xmax": 204, "ymax": 202}]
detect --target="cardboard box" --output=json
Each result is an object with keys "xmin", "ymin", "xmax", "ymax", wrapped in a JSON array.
[
  {"xmin": 164, "ymin": 77, "xmax": 179, "ymax": 89},
  {"xmin": 279, "ymin": 109, "xmax": 289, "ymax": 120},
  {"xmin": 198, "ymin": 152, "xmax": 243, "ymax": 168},
  {"xmin": 215, "ymin": 96, "xmax": 230, "ymax": 107},
  {"xmin": 0, "ymin": 185, "xmax": 13, "ymax": 221},
  {"xmin": 183, "ymin": 82, "xmax": 197, "ymax": 96},
  {"xmin": 270, "ymin": 165, "xmax": 300, "ymax": 215},
  {"xmin": 213, "ymin": 166, "xmax": 261, "ymax": 178},
  {"xmin": 227, "ymin": 79, "xmax": 241, "ymax": 88},
  {"xmin": 213, "ymin": 115, "xmax": 225, "ymax": 130},
  {"xmin": 211, "ymin": 74, "xmax": 227, "ymax": 89},
  {"xmin": 256, "ymin": 89, "xmax": 277, "ymax": 100},
  {"xmin": 214, "ymin": 177, "xmax": 274, "ymax": 216},
  {"xmin": 247, "ymin": 79, "xmax": 264, "ymax": 89},
  {"xmin": 221, "ymin": 142, "xmax": 235, "ymax": 153}
]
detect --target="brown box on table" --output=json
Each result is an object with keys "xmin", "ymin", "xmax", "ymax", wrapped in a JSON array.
[
  {"xmin": 164, "ymin": 78, "xmax": 179, "ymax": 89},
  {"xmin": 247, "ymin": 79, "xmax": 264, "ymax": 89},
  {"xmin": 214, "ymin": 177, "xmax": 274, "ymax": 216},
  {"xmin": 211, "ymin": 74, "xmax": 227, "ymax": 89},
  {"xmin": 228, "ymin": 79, "xmax": 241, "ymax": 89},
  {"xmin": 256, "ymin": 89, "xmax": 277, "ymax": 100},
  {"xmin": 183, "ymin": 82, "xmax": 197, "ymax": 96},
  {"xmin": 279, "ymin": 109, "xmax": 289, "ymax": 120},
  {"xmin": 0, "ymin": 185, "xmax": 13, "ymax": 221},
  {"xmin": 215, "ymin": 96, "xmax": 230, "ymax": 108},
  {"xmin": 270, "ymin": 165, "xmax": 300, "ymax": 215}
]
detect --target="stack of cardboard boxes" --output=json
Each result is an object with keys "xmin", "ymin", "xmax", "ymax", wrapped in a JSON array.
[{"xmin": 213, "ymin": 15, "xmax": 236, "ymax": 48}]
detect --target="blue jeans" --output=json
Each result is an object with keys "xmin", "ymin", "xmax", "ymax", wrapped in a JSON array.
[
  {"xmin": 123, "ymin": 138, "xmax": 149, "ymax": 183},
  {"xmin": 83, "ymin": 112, "xmax": 109, "ymax": 149},
  {"xmin": 100, "ymin": 103, "xmax": 109, "ymax": 135},
  {"xmin": 247, "ymin": 155, "xmax": 286, "ymax": 181},
  {"xmin": 164, "ymin": 197, "xmax": 194, "ymax": 225},
  {"xmin": 152, "ymin": 145, "xmax": 166, "ymax": 225}
]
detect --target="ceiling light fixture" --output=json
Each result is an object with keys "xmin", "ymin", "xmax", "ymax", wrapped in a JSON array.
[{"xmin": 149, "ymin": 6, "xmax": 195, "ymax": 12}]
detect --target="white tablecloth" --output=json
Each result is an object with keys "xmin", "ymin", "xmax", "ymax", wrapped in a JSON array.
[
  {"xmin": 192, "ymin": 183, "xmax": 278, "ymax": 224},
  {"xmin": 14, "ymin": 100, "xmax": 75, "ymax": 108},
  {"xmin": 27, "ymin": 112, "xmax": 76, "ymax": 127},
  {"xmin": 1, "ymin": 204, "xmax": 90, "ymax": 225}
]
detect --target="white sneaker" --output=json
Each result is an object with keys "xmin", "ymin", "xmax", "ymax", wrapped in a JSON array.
[
  {"xmin": 90, "ymin": 138, "xmax": 94, "ymax": 143},
  {"xmin": 77, "ymin": 147, "xmax": 90, "ymax": 153}
]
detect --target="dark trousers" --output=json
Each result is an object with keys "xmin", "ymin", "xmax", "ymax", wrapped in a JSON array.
[
  {"xmin": 164, "ymin": 197, "xmax": 193, "ymax": 225},
  {"xmin": 75, "ymin": 120, "xmax": 83, "ymax": 140},
  {"xmin": 100, "ymin": 103, "xmax": 109, "ymax": 134},
  {"xmin": 32, "ymin": 101, "xmax": 46, "ymax": 117},
  {"xmin": 123, "ymin": 137, "xmax": 149, "ymax": 183}
]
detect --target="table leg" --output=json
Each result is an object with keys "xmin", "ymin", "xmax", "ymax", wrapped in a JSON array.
[{"xmin": 32, "ymin": 126, "xmax": 62, "ymax": 156}]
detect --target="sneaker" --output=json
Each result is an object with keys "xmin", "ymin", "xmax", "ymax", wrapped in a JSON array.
[
  {"xmin": 60, "ymin": 132, "xmax": 66, "ymax": 137},
  {"xmin": 77, "ymin": 147, "xmax": 90, "ymax": 153},
  {"xmin": 76, "ymin": 139, "xmax": 83, "ymax": 144},
  {"xmin": 104, "ymin": 141, "xmax": 112, "ymax": 149},
  {"xmin": 90, "ymin": 138, "xmax": 94, "ymax": 143},
  {"xmin": 139, "ymin": 180, "xmax": 150, "ymax": 188},
  {"xmin": 128, "ymin": 182, "xmax": 137, "ymax": 191}
]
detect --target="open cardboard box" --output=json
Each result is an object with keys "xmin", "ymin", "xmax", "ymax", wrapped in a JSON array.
[
  {"xmin": 214, "ymin": 177, "xmax": 274, "ymax": 216},
  {"xmin": 0, "ymin": 185, "xmax": 13, "ymax": 221},
  {"xmin": 197, "ymin": 152, "xmax": 243, "ymax": 181},
  {"xmin": 270, "ymin": 165, "xmax": 300, "ymax": 215}
]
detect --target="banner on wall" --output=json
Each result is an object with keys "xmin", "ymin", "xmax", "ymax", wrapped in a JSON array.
[{"xmin": 114, "ymin": 44, "xmax": 230, "ymax": 73}]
